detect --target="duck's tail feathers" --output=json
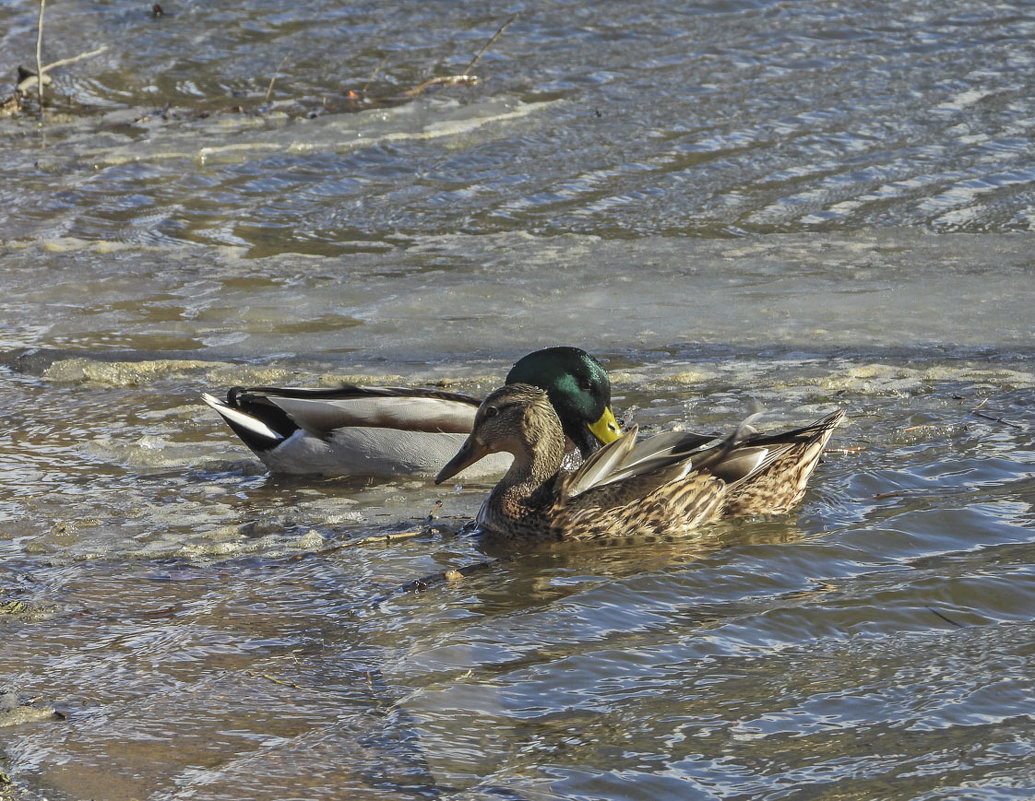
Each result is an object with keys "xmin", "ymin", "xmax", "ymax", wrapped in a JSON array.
[
  {"xmin": 720, "ymin": 409, "xmax": 845, "ymax": 515},
  {"xmin": 717, "ymin": 408, "xmax": 844, "ymax": 484},
  {"xmin": 201, "ymin": 392, "xmax": 288, "ymax": 453}
]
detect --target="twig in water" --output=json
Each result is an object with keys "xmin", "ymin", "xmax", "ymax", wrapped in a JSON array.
[
  {"xmin": 399, "ymin": 13, "xmax": 518, "ymax": 99},
  {"xmin": 399, "ymin": 74, "xmax": 480, "ymax": 98},
  {"xmin": 970, "ymin": 397, "xmax": 1022, "ymax": 429},
  {"xmin": 423, "ymin": 499, "xmax": 443, "ymax": 527},
  {"xmin": 17, "ymin": 46, "xmax": 109, "ymax": 96},
  {"xmin": 401, "ymin": 557, "xmax": 503, "ymax": 593},
  {"xmin": 927, "ymin": 606, "xmax": 966, "ymax": 628},
  {"xmin": 264, "ymin": 54, "xmax": 290, "ymax": 106},
  {"xmin": 42, "ymin": 44, "xmax": 109, "ymax": 74},
  {"xmin": 462, "ymin": 12, "xmax": 518, "ymax": 75},
  {"xmin": 334, "ymin": 528, "xmax": 428, "ymax": 549},
  {"xmin": 970, "ymin": 408, "xmax": 1022, "ymax": 430},
  {"xmin": 361, "ymin": 55, "xmax": 388, "ymax": 97},
  {"xmin": 35, "ymin": 0, "xmax": 46, "ymax": 115},
  {"xmin": 246, "ymin": 670, "xmax": 304, "ymax": 690}
]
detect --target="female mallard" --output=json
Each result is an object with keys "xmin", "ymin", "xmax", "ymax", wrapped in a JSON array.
[
  {"xmin": 435, "ymin": 383, "xmax": 844, "ymax": 543},
  {"xmin": 202, "ymin": 347, "xmax": 620, "ymax": 477}
]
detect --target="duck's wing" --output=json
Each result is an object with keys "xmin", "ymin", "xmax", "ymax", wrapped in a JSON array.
[
  {"xmin": 559, "ymin": 426, "xmax": 728, "ymax": 497},
  {"xmin": 558, "ymin": 425, "xmax": 641, "ymax": 498},
  {"xmin": 221, "ymin": 385, "xmax": 481, "ymax": 439},
  {"xmin": 557, "ymin": 420, "xmax": 745, "ymax": 507},
  {"xmin": 611, "ymin": 428, "xmax": 724, "ymax": 478},
  {"xmin": 557, "ymin": 410, "xmax": 843, "ymax": 513}
]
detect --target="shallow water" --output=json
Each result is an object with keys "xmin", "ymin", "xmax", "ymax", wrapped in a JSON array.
[{"xmin": 1, "ymin": 1, "xmax": 1034, "ymax": 799}]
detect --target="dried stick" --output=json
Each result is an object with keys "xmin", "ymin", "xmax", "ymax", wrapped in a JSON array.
[
  {"xmin": 362, "ymin": 55, "xmax": 388, "ymax": 96},
  {"xmin": 399, "ymin": 13, "xmax": 518, "ymax": 99},
  {"xmin": 35, "ymin": 0, "xmax": 46, "ymax": 114},
  {"xmin": 972, "ymin": 410, "xmax": 1022, "ymax": 429},
  {"xmin": 927, "ymin": 606, "xmax": 966, "ymax": 628},
  {"xmin": 245, "ymin": 670, "xmax": 304, "ymax": 690},
  {"xmin": 335, "ymin": 528, "xmax": 428, "ymax": 549},
  {"xmin": 970, "ymin": 398, "xmax": 1022, "ymax": 430},
  {"xmin": 42, "ymin": 44, "xmax": 108, "ymax": 73},
  {"xmin": 264, "ymin": 53, "xmax": 289, "ymax": 105},
  {"xmin": 401, "ymin": 557, "xmax": 503, "ymax": 593},
  {"xmin": 463, "ymin": 12, "xmax": 518, "ymax": 75},
  {"xmin": 17, "ymin": 44, "xmax": 107, "ymax": 96},
  {"xmin": 398, "ymin": 74, "xmax": 479, "ymax": 98}
]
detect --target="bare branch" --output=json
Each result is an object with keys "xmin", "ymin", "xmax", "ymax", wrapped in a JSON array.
[
  {"xmin": 398, "ymin": 14, "xmax": 517, "ymax": 99},
  {"xmin": 35, "ymin": 0, "xmax": 46, "ymax": 115},
  {"xmin": 399, "ymin": 74, "xmax": 480, "ymax": 98},
  {"xmin": 264, "ymin": 53, "xmax": 290, "ymax": 105},
  {"xmin": 42, "ymin": 44, "xmax": 108, "ymax": 74},
  {"xmin": 463, "ymin": 12, "xmax": 518, "ymax": 75},
  {"xmin": 18, "ymin": 45, "xmax": 108, "ymax": 96},
  {"xmin": 362, "ymin": 55, "xmax": 389, "ymax": 97}
]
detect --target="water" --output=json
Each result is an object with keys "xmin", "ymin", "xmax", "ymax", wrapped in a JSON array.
[{"xmin": 1, "ymin": 0, "xmax": 1034, "ymax": 799}]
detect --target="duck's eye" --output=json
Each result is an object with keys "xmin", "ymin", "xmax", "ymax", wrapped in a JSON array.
[
  {"xmin": 483, "ymin": 406, "xmax": 499, "ymax": 419},
  {"xmin": 578, "ymin": 378, "xmax": 593, "ymax": 391}
]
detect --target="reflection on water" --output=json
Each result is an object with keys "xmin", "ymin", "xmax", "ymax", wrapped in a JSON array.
[{"xmin": 2, "ymin": 0, "xmax": 1035, "ymax": 798}]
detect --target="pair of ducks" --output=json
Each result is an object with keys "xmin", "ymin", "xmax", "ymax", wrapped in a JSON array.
[{"xmin": 203, "ymin": 347, "xmax": 843, "ymax": 543}]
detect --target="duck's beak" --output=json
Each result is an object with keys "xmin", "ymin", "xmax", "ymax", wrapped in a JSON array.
[
  {"xmin": 435, "ymin": 436, "xmax": 492, "ymax": 484},
  {"xmin": 588, "ymin": 405, "xmax": 622, "ymax": 445}
]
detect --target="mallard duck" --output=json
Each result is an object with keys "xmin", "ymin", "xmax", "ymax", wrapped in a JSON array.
[
  {"xmin": 201, "ymin": 347, "xmax": 620, "ymax": 477},
  {"xmin": 435, "ymin": 383, "xmax": 844, "ymax": 543}
]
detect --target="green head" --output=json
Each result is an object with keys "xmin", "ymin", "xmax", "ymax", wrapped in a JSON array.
[{"xmin": 505, "ymin": 346, "xmax": 620, "ymax": 458}]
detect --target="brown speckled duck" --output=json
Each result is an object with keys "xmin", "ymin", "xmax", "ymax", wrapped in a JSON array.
[{"xmin": 435, "ymin": 383, "xmax": 844, "ymax": 544}]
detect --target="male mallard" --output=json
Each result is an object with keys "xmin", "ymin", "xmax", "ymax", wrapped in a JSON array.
[
  {"xmin": 202, "ymin": 347, "xmax": 620, "ymax": 477},
  {"xmin": 435, "ymin": 383, "xmax": 844, "ymax": 543}
]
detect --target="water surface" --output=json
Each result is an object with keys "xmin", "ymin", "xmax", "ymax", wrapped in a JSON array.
[{"xmin": 1, "ymin": 1, "xmax": 1034, "ymax": 799}]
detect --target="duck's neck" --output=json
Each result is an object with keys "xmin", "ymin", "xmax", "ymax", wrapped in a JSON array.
[
  {"xmin": 507, "ymin": 418, "xmax": 571, "ymax": 486},
  {"xmin": 482, "ymin": 421, "xmax": 566, "ymax": 529},
  {"xmin": 502, "ymin": 431, "xmax": 564, "ymax": 491}
]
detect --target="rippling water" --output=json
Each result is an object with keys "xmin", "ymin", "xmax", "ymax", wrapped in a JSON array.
[{"xmin": 1, "ymin": 1, "xmax": 1034, "ymax": 799}]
